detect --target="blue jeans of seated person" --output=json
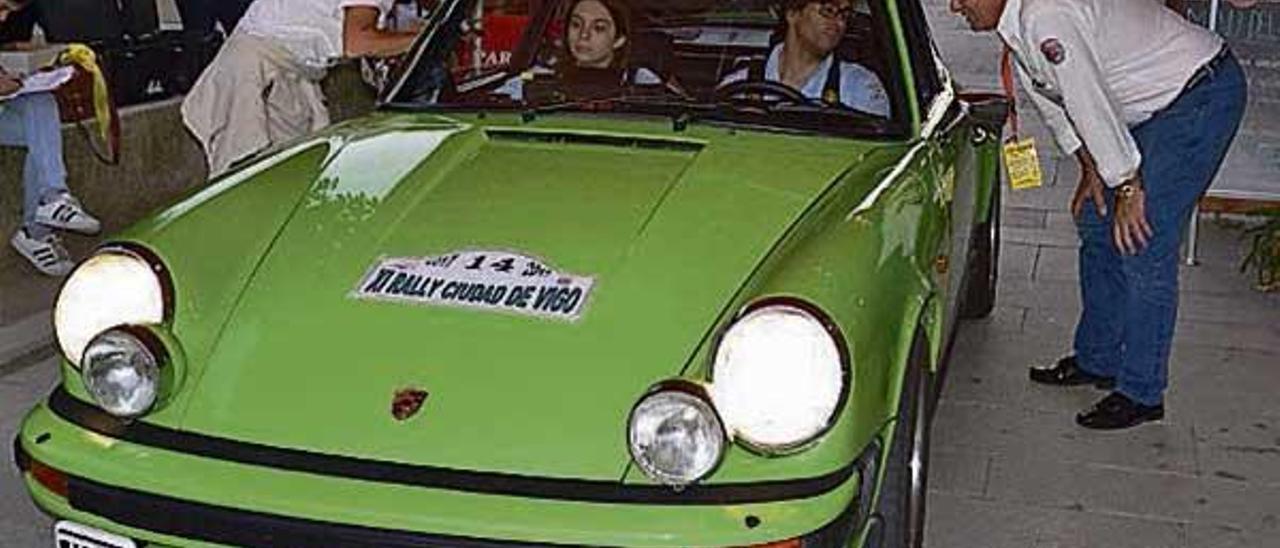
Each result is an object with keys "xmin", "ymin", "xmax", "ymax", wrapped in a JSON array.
[
  {"xmin": 1072, "ymin": 52, "xmax": 1247, "ymax": 406},
  {"xmin": 0, "ymin": 92, "xmax": 70, "ymax": 239}
]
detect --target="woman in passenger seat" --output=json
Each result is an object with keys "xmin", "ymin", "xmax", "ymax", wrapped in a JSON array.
[{"xmin": 720, "ymin": 0, "xmax": 890, "ymax": 116}]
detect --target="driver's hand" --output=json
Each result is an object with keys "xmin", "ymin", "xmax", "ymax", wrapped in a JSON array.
[{"xmin": 0, "ymin": 74, "xmax": 21, "ymax": 96}]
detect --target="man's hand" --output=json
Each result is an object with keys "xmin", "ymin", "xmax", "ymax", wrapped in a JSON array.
[
  {"xmin": 343, "ymin": 6, "xmax": 420, "ymax": 59},
  {"xmin": 1071, "ymin": 149, "xmax": 1107, "ymax": 219},
  {"xmin": 0, "ymin": 73, "xmax": 21, "ymax": 96},
  {"xmin": 0, "ymin": 0, "xmax": 30, "ymax": 23},
  {"xmin": 1112, "ymin": 176, "xmax": 1154, "ymax": 255}
]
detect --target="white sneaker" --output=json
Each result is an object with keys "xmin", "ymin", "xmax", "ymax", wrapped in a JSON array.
[
  {"xmin": 35, "ymin": 193, "xmax": 101, "ymax": 235},
  {"xmin": 10, "ymin": 228, "xmax": 74, "ymax": 277}
]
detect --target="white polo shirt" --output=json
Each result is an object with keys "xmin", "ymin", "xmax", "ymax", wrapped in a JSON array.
[
  {"xmin": 998, "ymin": 0, "xmax": 1223, "ymax": 187},
  {"xmin": 721, "ymin": 44, "xmax": 891, "ymax": 117},
  {"xmin": 236, "ymin": 0, "xmax": 395, "ymax": 70}
]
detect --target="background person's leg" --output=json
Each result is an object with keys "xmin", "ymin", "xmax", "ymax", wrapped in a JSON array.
[
  {"xmin": 264, "ymin": 77, "xmax": 329, "ymax": 145},
  {"xmin": 0, "ymin": 2, "xmax": 38, "ymax": 43},
  {"xmin": 1117, "ymin": 56, "xmax": 1248, "ymax": 407},
  {"xmin": 173, "ymin": 0, "xmax": 216, "ymax": 35},
  {"xmin": 1073, "ymin": 193, "xmax": 1124, "ymax": 379},
  {"xmin": 213, "ymin": 0, "xmax": 252, "ymax": 34},
  {"xmin": 0, "ymin": 94, "xmax": 78, "ymax": 275},
  {"xmin": 0, "ymin": 93, "xmax": 68, "ymax": 239}
]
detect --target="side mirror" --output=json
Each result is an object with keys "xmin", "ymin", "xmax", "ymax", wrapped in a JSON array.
[{"xmin": 958, "ymin": 91, "xmax": 1010, "ymax": 135}]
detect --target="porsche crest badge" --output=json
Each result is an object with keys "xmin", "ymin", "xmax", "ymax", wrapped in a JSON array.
[
  {"xmin": 1040, "ymin": 38, "xmax": 1065, "ymax": 65},
  {"xmin": 391, "ymin": 388, "xmax": 429, "ymax": 421}
]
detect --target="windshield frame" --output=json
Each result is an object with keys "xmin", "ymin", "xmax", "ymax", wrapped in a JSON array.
[{"xmin": 381, "ymin": 0, "xmax": 913, "ymax": 140}]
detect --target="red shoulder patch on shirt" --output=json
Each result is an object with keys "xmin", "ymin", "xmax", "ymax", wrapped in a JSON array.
[{"xmin": 1040, "ymin": 38, "xmax": 1066, "ymax": 65}]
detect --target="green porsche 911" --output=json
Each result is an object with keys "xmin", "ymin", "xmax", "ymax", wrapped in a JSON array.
[{"xmin": 13, "ymin": 0, "xmax": 1008, "ymax": 546}]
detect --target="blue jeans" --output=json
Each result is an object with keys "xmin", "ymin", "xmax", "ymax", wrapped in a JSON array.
[
  {"xmin": 1073, "ymin": 52, "xmax": 1248, "ymax": 406},
  {"xmin": 0, "ymin": 92, "xmax": 69, "ymax": 239}
]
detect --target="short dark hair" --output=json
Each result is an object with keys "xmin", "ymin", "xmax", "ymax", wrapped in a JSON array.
[{"xmin": 779, "ymin": 0, "xmax": 849, "ymax": 13}]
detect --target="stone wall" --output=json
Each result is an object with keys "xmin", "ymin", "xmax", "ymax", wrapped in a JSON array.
[{"xmin": 1189, "ymin": 0, "xmax": 1280, "ymax": 201}]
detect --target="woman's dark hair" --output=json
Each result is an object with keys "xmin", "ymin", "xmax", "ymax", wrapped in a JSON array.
[{"xmin": 562, "ymin": 0, "xmax": 633, "ymax": 69}]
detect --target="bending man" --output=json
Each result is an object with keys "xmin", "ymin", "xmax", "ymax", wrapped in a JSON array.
[{"xmin": 951, "ymin": 0, "xmax": 1246, "ymax": 429}]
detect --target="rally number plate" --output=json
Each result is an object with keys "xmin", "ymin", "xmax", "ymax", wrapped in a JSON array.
[{"xmin": 53, "ymin": 521, "xmax": 137, "ymax": 548}]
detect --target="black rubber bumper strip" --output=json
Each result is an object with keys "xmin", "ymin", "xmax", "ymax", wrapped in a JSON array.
[
  {"xmin": 69, "ymin": 476, "xmax": 580, "ymax": 548},
  {"xmin": 47, "ymin": 386, "xmax": 856, "ymax": 505},
  {"xmin": 13, "ymin": 435, "xmax": 30, "ymax": 473},
  {"xmin": 67, "ymin": 474, "xmax": 865, "ymax": 548}
]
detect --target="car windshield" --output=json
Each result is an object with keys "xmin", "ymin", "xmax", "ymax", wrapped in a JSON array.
[{"xmin": 387, "ymin": 0, "xmax": 904, "ymax": 137}]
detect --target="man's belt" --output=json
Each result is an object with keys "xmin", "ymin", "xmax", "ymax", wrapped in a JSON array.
[{"xmin": 1181, "ymin": 46, "xmax": 1231, "ymax": 95}]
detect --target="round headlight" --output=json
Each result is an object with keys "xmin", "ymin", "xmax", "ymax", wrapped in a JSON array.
[
  {"xmin": 81, "ymin": 329, "xmax": 160, "ymax": 418},
  {"xmin": 627, "ymin": 386, "xmax": 725, "ymax": 486},
  {"xmin": 55, "ymin": 249, "xmax": 166, "ymax": 367},
  {"xmin": 710, "ymin": 301, "xmax": 847, "ymax": 453}
]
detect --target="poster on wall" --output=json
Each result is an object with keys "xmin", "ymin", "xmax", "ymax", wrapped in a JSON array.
[{"xmin": 1188, "ymin": 0, "xmax": 1280, "ymax": 202}]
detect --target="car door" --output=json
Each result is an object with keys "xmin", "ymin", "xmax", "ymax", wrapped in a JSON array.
[
  {"xmin": 897, "ymin": 0, "xmax": 974, "ymax": 338},
  {"xmin": 898, "ymin": 0, "xmax": 1007, "ymax": 355}
]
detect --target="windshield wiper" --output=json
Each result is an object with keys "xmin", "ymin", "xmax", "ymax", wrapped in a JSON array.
[
  {"xmin": 703, "ymin": 96, "xmax": 891, "ymax": 133},
  {"xmin": 768, "ymin": 102, "xmax": 886, "ymax": 123},
  {"xmin": 511, "ymin": 93, "xmax": 889, "ymax": 136},
  {"xmin": 520, "ymin": 94, "xmax": 713, "ymax": 132}
]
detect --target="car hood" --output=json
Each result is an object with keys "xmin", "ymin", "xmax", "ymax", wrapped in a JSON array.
[{"xmin": 177, "ymin": 115, "xmax": 879, "ymax": 480}]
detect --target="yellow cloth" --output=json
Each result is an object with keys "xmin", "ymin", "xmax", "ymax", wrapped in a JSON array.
[{"xmin": 55, "ymin": 44, "xmax": 113, "ymax": 148}]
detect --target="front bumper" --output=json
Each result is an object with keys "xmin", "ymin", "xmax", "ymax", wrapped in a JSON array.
[{"xmin": 15, "ymin": 388, "xmax": 876, "ymax": 547}]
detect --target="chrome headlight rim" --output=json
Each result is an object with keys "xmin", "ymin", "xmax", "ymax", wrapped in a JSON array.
[
  {"xmin": 626, "ymin": 380, "xmax": 728, "ymax": 487},
  {"xmin": 80, "ymin": 325, "xmax": 169, "ymax": 418},
  {"xmin": 54, "ymin": 242, "xmax": 174, "ymax": 368},
  {"xmin": 709, "ymin": 297, "xmax": 852, "ymax": 457},
  {"xmin": 71, "ymin": 243, "xmax": 175, "ymax": 317}
]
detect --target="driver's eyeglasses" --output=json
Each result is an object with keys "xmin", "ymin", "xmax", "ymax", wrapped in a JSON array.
[{"xmin": 815, "ymin": 3, "xmax": 855, "ymax": 21}]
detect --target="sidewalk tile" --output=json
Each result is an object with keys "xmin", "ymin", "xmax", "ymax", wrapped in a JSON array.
[
  {"xmin": 928, "ymin": 447, "xmax": 992, "ymax": 498},
  {"xmin": 1001, "ymin": 242, "xmax": 1039, "ymax": 282},
  {"xmin": 1192, "ymin": 479, "xmax": 1280, "ymax": 536},
  {"xmin": 925, "ymin": 492, "xmax": 1046, "ymax": 548},
  {"xmin": 1004, "ymin": 226, "xmax": 1081, "ymax": 249},
  {"xmin": 932, "ymin": 399, "xmax": 1198, "ymax": 476},
  {"xmin": 1185, "ymin": 523, "xmax": 1257, "ymax": 548},
  {"xmin": 1007, "ymin": 207, "xmax": 1049, "ymax": 230},
  {"xmin": 984, "ymin": 456, "xmax": 1200, "ymax": 523},
  {"xmin": 1029, "ymin": 509, "xmax": 1187, "ymax": 548}
]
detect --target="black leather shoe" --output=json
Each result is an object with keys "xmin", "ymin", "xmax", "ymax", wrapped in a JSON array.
[
  {"xmin": 1029, "ymin": 356, "xmax": 1115, "ymax": 389},
  {"xmin": 1076, "ymin": 392, "xmax": 1164, "ymax": 430}
]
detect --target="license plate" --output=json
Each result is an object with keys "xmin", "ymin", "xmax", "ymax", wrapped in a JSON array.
[{"xmin": 53, "ymin": 521, "xmax": 137, "ymax": 548}]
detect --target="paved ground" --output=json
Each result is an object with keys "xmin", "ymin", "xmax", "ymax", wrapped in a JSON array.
[
  {"xmin": 923, "ymin": 2, "xmax": 1280, "ymax": 547},
  {"xmin": 0, "ymin": 352, "xmax": 56, "ymax": 548},
  {"xmin": 0, "ymin": 3, "xmax": 1276, "ymax": 546}
]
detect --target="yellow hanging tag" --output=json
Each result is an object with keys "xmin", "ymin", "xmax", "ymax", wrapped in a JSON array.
[{"xmin": 1002, "ymin": 137, "xmax": 1042, "ymax": 190}]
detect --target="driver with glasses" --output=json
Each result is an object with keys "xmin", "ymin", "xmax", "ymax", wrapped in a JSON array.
[{"xmin": 720, "ymin": 0, "xmax": 890, "ymax": 116}]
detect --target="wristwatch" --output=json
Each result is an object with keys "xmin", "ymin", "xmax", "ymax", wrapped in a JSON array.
[{"xmin": 1116, "ymin": 180, "xmax": 1143, "ymax": 199}]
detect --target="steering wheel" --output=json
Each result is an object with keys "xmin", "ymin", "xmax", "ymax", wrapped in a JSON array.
[{"xmin": 714, "ymin": 80, "xmax": 809, "ymax": 105}]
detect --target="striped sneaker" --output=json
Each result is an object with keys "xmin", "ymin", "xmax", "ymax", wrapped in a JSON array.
[
  {"xmin": 10, "ymin": 228, "xmax": 74, "ymax": 277},
  {"xmin": 35, "ymin": 193, "xmax": 101, "ymax": 235}
]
